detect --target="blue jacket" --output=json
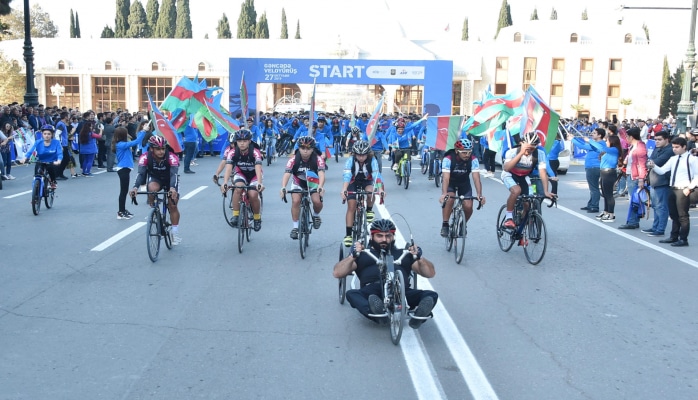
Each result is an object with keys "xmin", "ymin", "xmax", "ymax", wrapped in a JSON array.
[
  {"xmin": 572, "ymin": 137, "xmax": 601, "ymax": 168},
  {"xmin": 25, "ymin": 139, "xmax": 63, "ymax": 162},
  {"xmin": 547, "ymin": 140, "xmax": 564, "ymax": 161},
  {"xmin": 589, "ymin": 140, "xmax": 619, "ymax": 169},
  {"xmin": 116, "ymin": 131, "xmax": 145, "ymax": 169}
]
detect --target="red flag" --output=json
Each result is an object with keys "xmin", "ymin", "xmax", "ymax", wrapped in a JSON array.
[{"xmin": 147, "ymin": 92, "xmax": 183, "ymax": 153}]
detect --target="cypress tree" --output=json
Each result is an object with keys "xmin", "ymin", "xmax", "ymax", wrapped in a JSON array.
[
  {"xmin": 494, "ymin": 0, "xmax": 512, "ymax": 39},
  {"xmin": 115, "ymin": 0, "xmax": 130, "ymax": 37},
  {"xmin": 175, "ymin": 0, "xmax": 192, "ymax": 38},
  {"xmin": 530, "ymin": 8, "xmax": 538, "ymax": 21},
  {"xmin": 70, "ymin": 9, "xmax": 75, "ymax": 38},
  {"xmin": 255, "ymin": 11, "xmax": 269, "ymax": 38},
  {"xmin": 146, "ymin": 0, "xmax": 159, "ymax": 38},
  {"xmin": 294, "ymin": 19, "xmax": 301, "ymax": 39},
  {"xmin": 217, "ymin": 13, "xmax": 232, "ymax": 39},
  {"xmin": 101, "ymin": 25, "xmax": 116, "ymax": 38},
  {"xmin": 75, "ymin": 12, "xmax": 81, "ymax": 38},
  {"xmin": 461, "ymin": 17, "xmax": 468, "ymax": 41},
  {"xmin": 154, "ymin": 0, "xmax": 176, "ymax": 38},
  {"xmin": 550, "ymin": 7, "xmax": 557, "ymax": 20},
  {"xmin": 582, "ymin": 8, "xmax": 588, "ymax": 20},
  {"xmin": 642, "ymin": 23, "xmax": 650, "ymax": 42},
  {"xmin": 280, "ymin": 8, "xmax": 288, "ymax": 39},
  {"xmin": 126, "ymin": 0, "xmax": 149, "ymax": 38},
  {"xmin": 668, "ymin": 65, "xmax": 684, "ymax": 117},
  {"xmin": 237, "ymin": 0, "xmax": 257, "ymax": 39}
]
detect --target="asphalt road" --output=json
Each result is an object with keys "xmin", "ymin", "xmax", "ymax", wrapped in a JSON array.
[{"xmin": 1, "ymin": 154, "xmax": 697, "ymax": 400}]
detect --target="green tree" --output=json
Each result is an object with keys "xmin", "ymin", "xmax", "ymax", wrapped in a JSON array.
[
  {"xmin": 620, "ymin": 98, "xmax": 632, "ymax": 119},
  {"xmin": 494, "ymin": 0, "xmax": 512, "ymax": 39},
  {"xmin": 550, "ymin": 7, "xmax": 557, "ymax": 20},
  {"xmin": 255, "ymin": 11, "xmax": 269, "ymax": 38},
  {"xmin": 70, "ymin": 9, "xmax": 76, "ymax": 38},
  {"xmin": 126, "ymin": 0, "xmax": 149, "ymax": 38},
  {"xmin": 115, "ymin": 0, "xmax": 130, "ymax": 37},
  {"xmin": 175, "ymin": 0, "xmax": 192, "ymax": 38},
  {"xmin": 0, "ymin": 52, "xmax": 25, "ymax": 103},
  {"xmin": 217, "ymin": 13, "xmax": 232, "ymax": 38},
  {"xmin": 237, "ymin": 0, "xmax": 257, "ymax": 39},
  {"xmin": 0, "ymin": 0, "xmax": 11, "ymax": 16},
  {"xmin": 530, "ymin": 8, "xmax": 538, "ymax": 21},
  {"xmin": 75, "ymin": 11, "xmax": 81, "ymax": 37},
  {"xmin": 668, "ymin": 65, "xmax": 686, "ymax": 117},
  {"xmin": 570, "ymin": 104, "xmax": 584, "ymax": 118},
  {"xmin": 1, "ymin": 4, "xmax": 58, "ymax": 39},
  {"xmin": 642, "ymin": 23, "xmax": 650, "ymax": 42},
  {"xmin": 582, "ymin": 8, "xmax": 588, "ymax": 20},
  {"xmin": 461, "ymin": 17, "xmax": 468, "ymax": 41},
  {"xmin": 154, "ymin": 0, "xmax": 176, "ymax": 38},
  {"xmin": 280, "ymin": 8, "xmax": 288, "ymax": 39},
  {"xmin": 294, "ymin": 19, "xmax": 301, "ymax": 39},
  {"xmin": 101, "ymin": 25, "xmax": 116, "ymax": 38},
  {"xmin": 145, "ymin": 0, "xmax": 159, "ymax": 38},
  {"xmin": 659, "ymin": 56, "xmax": 672, "ymax": 117}
]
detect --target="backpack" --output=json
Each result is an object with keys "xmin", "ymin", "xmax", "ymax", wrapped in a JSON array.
[
  {"xmin": 349, "ymin": 154, "xmax": 373, "ymax": 177},
  {"xmin": 291, "ymin": 150, "xmax": 319, "ymax": 176}
]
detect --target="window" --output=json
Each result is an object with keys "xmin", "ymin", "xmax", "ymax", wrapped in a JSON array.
[
  {"xmin": 551, "ymin": 85, "xmax": 563, "ymax": 96},
  {"xmin": 495, "ymin": 84, "xmax": 507, "ymax": 95},
  {"xmin": 45, "ymin": 76, "xmax": 80, "ymax": 108},
  {"xmin": 496, "ymin": 58, "xmax": 508, "ymax": 69},
  {"xmin": 514, "ymin": 32, "xmax": 521, "ymax": 42},
  {"xmin": 93, "ymin": 77, "xmax": 126, "ymax": 112},
  {"xmin": 151, "ymin": 62, "xmax": 159, "ymax": 71},
  {"xmin": 570, "ymin": 33, "xmax": 578, "ymax": 43},
  {"xmin": 495, "ymin": 57, "xmax": 509, "ymax": 95},
  {"xmin": 105, "ymin": 61, "xmax": 112, "ymax": 71},
  {"xmin": 607, "ymin": 85, "xmax": 620, "ymax": 97},
  {"xmin": 198, "ymin": 62, "xmax": 206, "ymax": 72},
  {"xmin": 58, "ymin": 60, "xmax": 65, "ymax": 70},
  {"xmin": 523, "ymin": 57, "xmax": 537, "ymax": 90},
  {"xmin": 394, "ymin": 85, "xmax": 422, "ymax": 114},
  {"xmin": 610, "ymin": 59, "xmax": 622, "ymax": 71},
  {"xmin": 580, "ymin": 59, "xmax": 593, "ymax": 71},
  {"xmin": 624, "ymin": 34, "xmax": 632, "ymax": 44},
  {"xmin": 552, "ymin": 59, "xmax": 565, "ymax": 70},
  {"xmin": 139, "ymin": 77, "xmax": 173, "ymax": 111},
  {"xmin": 451, "ymin": 82, "xmax": 462, "ymax": 115},
  {"xmin": 579, "ymin": 85, "xmax": 591, "ymax": 96}
]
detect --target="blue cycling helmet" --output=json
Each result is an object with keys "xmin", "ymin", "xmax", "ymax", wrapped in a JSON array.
[
  {"xmin": 455, "ymin": 138, "xmax": 472, "ymax": 150},
  {"xmin": 235, "ymin": 129, "xmax": 253, "ymax": 141},
  {"xmin": 40, "ymin": 124, "xmax": 55, "ymax": 132}
]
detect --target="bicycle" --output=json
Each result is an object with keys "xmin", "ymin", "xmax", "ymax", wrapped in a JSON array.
[
  {"xmin": 225, "ymin": 184, "xmax": 260, "ymax": 254},
  {"xmin": 420, "ymin": 147, "xmax": 430, "ymax": 175},
  {"xmin": 265, "ymin": 137, "xmax": 276, "ymax": 166},
  {"xmin": 137, "ymin": 190, "xmax": 174, "ymax": 262},
  {"xmin": 282, "ymin": 187, "xmax": 319, "ymax": 259},
  {"xmin": 395, "ymin": 149, "xmax": 411, "ymax": 189},
  {"xmin": 496, "ymin": 194, "xmax": 555, "ymax": 265},
  {"xmin": 333, "ymin": 136, "xmax": 343, "ymax": 163},
  {"xmin": 431, "ymin": 150, "xmax": 443, "ymax": 188},
  {"xmin": 215, "ymin": 175, "xmax": 237, "ymax": 228},
  {"xmin": 356, "ymin": 247, "xmax": 411, "ymax": 345},
  {"xmin": 276, "ymin": 134, "xmax": 293, "ymax": 156},
  {"xmin": 442, "ymin": 195, "xmax": 483, "ymax": 264},
  {"xmin": 30, "ymin": 161, "xmax": 57, "ymax": 216}
]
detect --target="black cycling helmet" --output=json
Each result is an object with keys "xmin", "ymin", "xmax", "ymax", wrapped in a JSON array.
[
  {"xmin": 40, "ymin": 124, "xmax": 55, "ymax": 132},
  {"xmin": 228, "ymin": 131, "xmax": 237, "ymax": 143},
  {"xmin": 235, "ymin": 129, "xmax": 253, "ymax": 141},
  {"xmin": 350, "ymin": 126, "xmax": 362, "ymax": 136},
  {"xmin": 352, "ymin": 140, "xmax": 371, "ymax": 155},
  {"xmin": 297, "ymin": 136, "xmax": 316, "ymax": 148},
  {"xmin": 370, "ymin": 219, "xmax": 396, "ymax": 234}
]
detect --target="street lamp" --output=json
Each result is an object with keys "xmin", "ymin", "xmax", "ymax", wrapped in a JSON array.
[
  {"xmin": 22, "ymin": 0, "xmax": 38, "ymax": 107},
  {"xmin": 676, "ymin": 0, "xmax": 698, "ymax": 133},
  {"xmin": 50, "ymin": 83, "xmax": 64, "ymax": 108}
]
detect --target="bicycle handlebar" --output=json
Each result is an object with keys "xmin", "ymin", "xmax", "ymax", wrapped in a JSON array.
[
  {"xmin": 134, "ymin": 190, "xmax": 177, "ymax": 205},
  {"xmin": 281, "ymin": 187, "xmax": 321, "ymax": 203},
  {"xmin": 354, "ymin": 248, "xmax": 411, "ymax": 266},
  {"xmin": 441, "ymin": 195, "xmax": 483, "ymax": 210},
  {"xmin": 342, "ymin": 190, "xmax": 384, "ymax": 205},
  {"xmin": 516, "ymin": 193, "xmax": 557, "ymax": 208}
]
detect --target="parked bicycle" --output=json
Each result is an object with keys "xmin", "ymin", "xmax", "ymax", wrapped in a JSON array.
[
  {"xmin": 30, "ymin": 161, "xmax": 57, "ymax": 216},
  {"xmin": 137, "ymin": 190, "xmax": 174, "ymax": 262},
  {"xmin": 442, "ymin": 195, "xmax": 483, "ymax": 264},
  {"xmin": 496, "ymin": 194, "xmax": 555, "ymax": 265},
  {"xmin": 282, "ymin": 187, "xmax": 319, "ymax": 259}
]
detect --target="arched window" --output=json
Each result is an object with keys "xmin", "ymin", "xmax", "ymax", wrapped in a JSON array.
[
  {"xmin": 198, "ymin": 62, "xmax": 206, "ymax": 71},
  {"xmin": 105, "ymin": 61, "xmax": 112, "ymax": 70},
  {"xmin": 58, "ymin": 60, "xmax": 65, "ymax": 70},
  {"xmin": 514, "ymin": 32, "xmax": 522, "ymax": 42},
  {"xmin": 151, "ymin": 62, "xmax": 159, "ymax": 71},
  {"xmin": 11, "ymin": 60, "xmax": 19, "ymax": 69},
  {"xmin": 624, "ymin": 34, "xmax": 632, "ymax": 43},
  {"xmin": 570, "ymin": 33, "xmax": 578, "ymax": 43}
]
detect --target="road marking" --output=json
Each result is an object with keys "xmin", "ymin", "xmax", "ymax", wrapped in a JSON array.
[
  {"xmin": 91, "ymin": 222, "xmax": 146, "ymax": 251},
  {"xmin": 376, "ymin": 202, "xmax": 499, "ymax": 400},
  {"xmin": 3, "ymin": 190, "xmax": 32, "ymax": 199},
  {"xmin": 181, "ymin": 185, "xmax": 207, "ymax": 200}
]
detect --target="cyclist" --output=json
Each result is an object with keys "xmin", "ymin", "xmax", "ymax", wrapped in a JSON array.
[
  {"xmin": 219, "ymin": 129, "xmax": 265, "ymax": 231},
  {"xmin": 129, "ymin": 135, "xmax": 182, "ymax": 244},
  {"xmin": 280, "ymin": 136, "xmax": 326, "ymax": 239},
  {"xmin": 21, "ymin": 124, "xmax": 63, "ymax": 188},
  {"xmin": 332, "ymin": 219, "xmax": 438, "ymax": 329},
  {"xmin": 501, "ymin": 131, "xmax": 554, "ymax": 229},
  {"xmin": 261, "ymin": 118, "xmax": 280, "ymax": 158},
  {"xmin": 212, "ymin": 132, "xmax": 237, "ymax": 186},
  {"xmin": 364, "ymin": 125, "xmax": 390, "ymax": 171},
  {"xmin": 245, "ymin": 117, "xmax": 263, "ymax": 147},
  {"xmin": 439, "ymin": 138, "xmax": 486, "ymax": 237},
  {"xmin": 330, "ymin": 117, "xmax": 345, "ymax": 156},
  {"xmin": 341, "ymin": 140, "xmax": 385, "ymax": 246}
]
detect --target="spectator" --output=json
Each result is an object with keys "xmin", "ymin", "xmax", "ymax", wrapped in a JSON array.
[
  {"xmin": 78, "ymin": 120, "xmax": 101, "ymax": 177},
  {"xmin": 1, "ymin": 122, "xmax": 16, "ymax": 180},
  {"xmin": 618, "ymin": 127, "xmax": 648, "ymax": 229},
  {"xmin": 642, "ymin": 130, "xmax": 673, "ymax": 237},
  {"xmin": 572, "ymin": 128, "xmax": 605, "ymax": 214},
  {"xmin": 103, "ymin": 116, "xmax": 116, "ymax": 171}
]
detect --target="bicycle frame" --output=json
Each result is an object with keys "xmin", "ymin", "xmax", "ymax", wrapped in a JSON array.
[{"xmin": 138, "ymin": 190, "xmax": 173, "ymax": 262}]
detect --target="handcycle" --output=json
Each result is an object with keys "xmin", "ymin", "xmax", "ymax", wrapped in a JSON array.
[
  {"xmin": 496, "ymin": 194, "xmax": 556, "ymax": 265},
  {"xmin": 338, "ymin": 188, "xmax": 384, "ymax": 304},
  {"xmin": 282, "ymin": 186, "xmax": 321, "ymax": 259},
  {"xmin": 442, "ymin": 195, "xmax": 483, "ymax": 264},
  {"xmin": 29, "ymin": 161, "xmax": 57, "ymax": 216},
  {"xmin": 394, "ymin": 148, "xmax": 412, "ymax": 189},
  {"xmin": 136, "ymin": 190, "xmax": 175, "ymax": 262}
]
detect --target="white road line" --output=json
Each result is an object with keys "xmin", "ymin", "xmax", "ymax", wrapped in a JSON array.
[
  {"xmin": 376, "ymin": 202, "xmax": 499, "ymax": 400},
  {"xmin": 3, "ymin": 190, "xmax": 32, "ymax": 199},
  {"xmin": 91, "ymin": 222, "xmax": 146, "ymax": 251},
  {"xmin": 181, "ymin": 185, "xmax": 207, "ymax": 200}
]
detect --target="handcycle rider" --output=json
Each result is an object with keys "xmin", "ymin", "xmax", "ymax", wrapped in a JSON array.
[
  {"xmin": 341, "ymin": 140, "xmax": 386, "ymax": 247},
  {"xmin": 219, "ymin": 129, "xmax": 265, "ymax": 231},
  {"xmin": 20, "ymin": 124, "xmax": 64, "ymax": 188},
  {"xmin": 129, "ymin": 135, "xmax": 182, "ymax": 244},
  {"xmin": 439, "ymin": 138, "xmax": 486, "ymax": 237},
  {"xmin": 280, "ymin": 136, "xmax": 326, "ymax": 239},
  {"xmin": 501, "ymin": 131, "xmax": 554, "ymax": 230},
  {"xmin": 333, "ymin": 219, "xmax": 438, "ymax": 329}
]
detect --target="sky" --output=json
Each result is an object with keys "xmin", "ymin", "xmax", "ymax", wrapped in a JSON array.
[{"xmin": 27, "ymin": 0, "xmax": 694, "ymax": 65}]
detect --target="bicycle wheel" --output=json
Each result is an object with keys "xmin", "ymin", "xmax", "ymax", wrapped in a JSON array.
[
  {"xmin": 496, "ymin": 204, "xmax": 515, "ymax": 252},
  {"xmin": 421, "ymin": 152, "xmax": 429, "ymax": 174},
  {"xmin": 163, "ymin": 212, "xmax": 173, "ymax": 250},
  {"xmin": 338, "ymin": 244, "xmax": 346, "ymax": 304},
  {"xmin": 222, "ymin": 192, "xmax": 235, "ymax": 227},
  {"xmin": 245, "ymin": 205, "xmax": 253, "ymax": 242},
  {"xmin": 454, "ymin": 210, "xmax": 466, "ymax": 264},
  {"xmin": 523, "ymin": 211, "xmax": 547, "ymax": 265},
  {"xmin": 31, "ymin": 179, "xmax": 41, "ymax": 215},
  {"xmin": 299, "ymin": 204, "xmax": 309, "ymax": 259},
  {"xmin": 390, "ymin": 270, "xmax": 406, "ymax": 345},
  {"xmin": 434, "ymin": 160, "xmax": 441, "ymax": 188},
  {"xmin": 237, "ymin": 206, "xmax": 247, "ymax": 253},
  {"xmin": 44, "ymin": 178, "xmax": 54, "ymax": 209},
  {"xmin": 403, "ymin": 159, "xmax": 411, "ymax": 189},
  {"xmin": 267, "ymin": 147, "xmax": 272, "ymax": 166},
  {"xmin": 147, "ymin": 208, "xmax": 161, "ymax": 262},
  {"xmin": 335, "ymin": 143, "xmax": 340, "ymax": 163},
  {"xmin": 445, "ymin": 211, "xmax": 454, "ymax": 252},
  {"xmin": 396, "ymin": 164, "xmax": 402, "ymax": 185}
]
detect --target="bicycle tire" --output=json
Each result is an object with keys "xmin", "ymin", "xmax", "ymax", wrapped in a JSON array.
[
  {"xmin": 267, "ymin": 148, "xmax": 272, "ymax": 166},
  {"xmin": 245, "ymin": 206, "xmax": 252, "ymax": 242},
  {"xmin": 434, "ymin": 160, "xmax": 441, "ymax": 188},
  {"xmin": 445, "ymin": 207, "xmax": 455, "ymax": 251},
  {"xmin": 299, "ymin": 203, "xmax": 309, "ymax": 259},
  {"xmin": 421, "ymin": 152, "xmax": 429, "ymax": 174},
  {"xmin": 222, "ymin": 192, "xmax": 235, "ymax": 228},
  {"xmin": 163, "ymin": 212, "xmax": 173, "ymax": 250},
  {"xmin": 390, "ymin": 270, "xmax": 406, "ymax": 345},
  {"xmin": 496, "ymin": 204, "xmax": 515, "ymax": 252},
  {"xmin": 396, "ymin": 167, "xmax": 402, "ymax": 185},
  {"xmin": 338, "ymin": 244, "xmax": 346, "ymax": 304},
  {"xmin": 335, "ymin": 143, "xmax": 340, "ymax": 163},
  {"xmin": 523, "ymin": 211, "xmax": 547, "ymax": 265},
  {"xmin": 31, "ymin": 179, "xmax": 41, "ymax": 215},
  {"xmin": 237, "ymin": 205, "xmax": 246, "ymax": 253},
  {"xmin": 147, "ymin": 207, "xmax": 161, "ymax": 262},
  {"xmin": 403, "ymin": 159, "xmax": 411, "ymax": 189},
  {"xmin": 454, "ymin": 209, "xmax": 466, "ymax": 264},
  {"xmin": 45, "ymin": 187, "xmax": 54, "ymax": 209}
]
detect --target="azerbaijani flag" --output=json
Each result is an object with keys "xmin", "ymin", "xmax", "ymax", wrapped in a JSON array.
[
  {"xmin": 349, "ymin": 104, "xmax": 357, "ymax": 128},
  {"xmin": 205, "ymin": 97, "xmax": 241, "ymax": 135},
  {"xmin": 169, "ymin": 108, "xmax": 188, "ymax": 132},
  {"xmin": 160, "ymin": 76, "xmax": 207, "ymax": 114},
  {"xmin": 190, "ymin": 108, "xmax": 217, "ymax": 142},
  {"xmin": 425, "ymin": 115, "xmax": 464, "ymax": 151},
  {"xmin": 147, "ymin": 91, "xmax": 183, "ymax": 153},
  {"xmin": 240, "ymin": 71, "xmax": 249, "ymax": 119},
  {"xmin": 306, "ymin": 170, "xmax": 320, "ymax": 190},
  {"xmin": 519, "ymin": 85, "xmax": 560, "ymax": 153},
  {"xmin": 366, "ymin": 93, "xmax": 386, "ymax": 146}
]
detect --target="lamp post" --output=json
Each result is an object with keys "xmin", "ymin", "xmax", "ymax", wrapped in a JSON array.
[
  {"xmin": 50, "ymin": 83, "xmax": 64, "ymax": 108},
  {"xmin": 22, "ymin": 0, "xmax": 38, "ymax": 107},
  {"xmin": 676, "ymin": 0, "xmax": 698, "ymax": 134}
]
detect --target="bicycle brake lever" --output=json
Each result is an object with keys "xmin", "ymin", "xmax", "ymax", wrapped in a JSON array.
[{"xmin": 131, "ymin": 195, "xmax": 138, "ymax": 205}]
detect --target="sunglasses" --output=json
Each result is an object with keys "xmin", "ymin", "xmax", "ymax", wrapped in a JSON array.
[
  {"xmin": 457, "ymin": 150, "xmax": 472, "ymax": 154},
  {"xmin": 299, "ymin": 145, "xmax": 314, "ymax": 150}
]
